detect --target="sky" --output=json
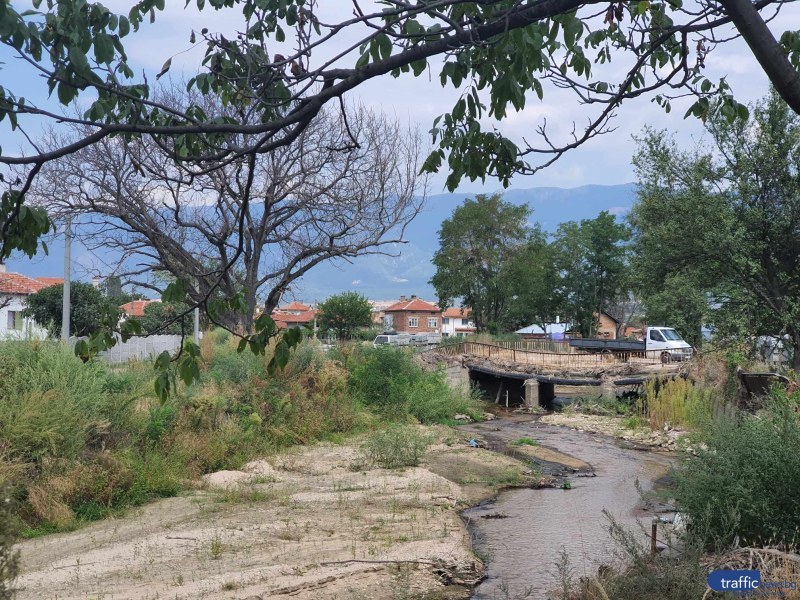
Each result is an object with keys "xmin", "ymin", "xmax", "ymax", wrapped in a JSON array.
[
  {"xmin": 1, "ymin": 1, "xmax": 799, "ymax": 298},
  {"xmin": 1, "ymin": 2, "xmax": 798, "ymax": 191}
]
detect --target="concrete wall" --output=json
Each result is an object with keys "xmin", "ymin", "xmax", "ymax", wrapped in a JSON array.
[{"xmin": 98, "ymin": 334, "xmax": 188, "ymax": 364}]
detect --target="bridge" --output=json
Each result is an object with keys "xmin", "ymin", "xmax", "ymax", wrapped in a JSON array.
[{"xmin": 427, "ymin": 340, "xmax": 685, "ymax": 409}]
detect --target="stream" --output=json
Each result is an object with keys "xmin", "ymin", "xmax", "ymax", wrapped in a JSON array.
[{"xmin": 460, "ymin": 418, "xmax": 675, "ymax": 600}]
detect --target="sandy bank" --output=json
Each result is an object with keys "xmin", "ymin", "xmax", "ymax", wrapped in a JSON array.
[{"xmin": 14, "ymin": 430, "xmax": 538, "ymax": 600}]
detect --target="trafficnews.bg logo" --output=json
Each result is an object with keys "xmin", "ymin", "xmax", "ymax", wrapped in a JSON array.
[{"xmin": 708, "ymin": 569, "xmax": 798, "ymax": 594}]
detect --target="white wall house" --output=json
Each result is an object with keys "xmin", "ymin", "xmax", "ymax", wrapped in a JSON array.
[
  {"xmin": 441, "ymin": 307, "xmax": 476, "ymax": 337},
  {"xmin": 0, "ymin": 266, "xmax": 61, "ymax": 340}
]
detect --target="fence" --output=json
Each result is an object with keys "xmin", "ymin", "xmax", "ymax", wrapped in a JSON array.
[
  {"xmin": 431, "ymin": 340, "xmax": 665, "ymax": 369},
  {"xmin": 97, "ymin": 334, "xmax": 187, "ymax": 364}
]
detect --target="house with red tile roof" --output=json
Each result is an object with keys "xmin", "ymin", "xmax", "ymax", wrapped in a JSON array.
[
  {"xmin": 271, "ymin": 301, "xmax": 317, "ymax": 331},
  {"xmin": 0, "ymin": 264, "xmax": 63, "ymax": 338},
  {"xmin": 382, "ymin": 295, "xmax": 442, "ymax": 334},
  {"xmin": 441, "ymin": 307, "xmax": 476, "ymax": 337},
  {"xmin": 119, "ymin": 299, "xmax": 160, "ymax": 318}
]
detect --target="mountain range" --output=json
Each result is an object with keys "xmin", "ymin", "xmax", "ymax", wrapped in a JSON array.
[{"xmin": 6, "ymin": 182, "xmax": 637, "ymax": 302}]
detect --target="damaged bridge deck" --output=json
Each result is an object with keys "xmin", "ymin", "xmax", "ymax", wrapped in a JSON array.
[{"xmin": 428, "ymin": 341, "xmax": 685, "ymax": 409}]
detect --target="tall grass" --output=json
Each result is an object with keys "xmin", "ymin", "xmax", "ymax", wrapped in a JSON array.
[
  {"xmin": 637, "ymin": 377, "xmax": 714, "ymax": 430},
  {"xmin": 1, "ymin": 334, "xmax": 482, "ymax": 534},
  {"xmin": 675, "ymin": 388, "xmax": 800, "ymax": 549},
  {"xmin": 347, "ymin": 346, "xmax": 483, "ymax": 423}
]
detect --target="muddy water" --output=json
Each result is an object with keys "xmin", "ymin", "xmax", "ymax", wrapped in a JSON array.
[{"xmin": 461, "ymin": 419, "xmax": 674, "ymax": 600}]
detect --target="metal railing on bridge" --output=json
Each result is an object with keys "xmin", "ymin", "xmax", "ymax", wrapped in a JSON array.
[{"xmin": 431, "ymin": 340, "xmax": 665, "ymax": 369}]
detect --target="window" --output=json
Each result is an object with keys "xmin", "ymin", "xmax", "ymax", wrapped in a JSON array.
[
  {"xmin": 428, "ymin": 317, "xmax": 437, "ymax": 328},
  {"xmin": 661, "ymin": 328, "xmax": 683, "ymax": 341},
  {"xmin": 442, "ymin": 317, "xmax": 450, "ymax": 325},
  {"xmin": 383, "ymin": 314, "xmax": 394, "ymax": 329},
  {"xmin": 461, "ymin": 318, "xmax": 469, "ymax": 326},
  {"xmin": 649, "ymin": 329, "xmax": 665, "ymax": 342},
  {"xmin": 6, "ymin": 311, "xmax": 23, "ymax": 331},
  {"xmin": 408, "ymin": 317, "xmax": 418, "ymax": 328}
]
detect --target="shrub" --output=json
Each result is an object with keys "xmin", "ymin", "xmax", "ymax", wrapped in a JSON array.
[
  {"xmin": 0, "ymin": 485, "xmax": 19, "ymax": 600},
  {"xmin": 0, "ymin": 343, "xmax": 112, "ymax": 462},
  {"xmin": 348, "ymin": 346, "xmax": 482, "ymax": 423},
  {"xmin": 675, "ymin": 389, "xmax": 800, "ymax": 549},
  {"xmin": 360, "ymin": 426, "xmax": 433, "ymax": 469},
  {"xmin": 638, "ymin": 377, "xmax": 714, "ymax": 430}
]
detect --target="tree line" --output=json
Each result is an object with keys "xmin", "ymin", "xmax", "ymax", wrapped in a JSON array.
[{"xmin": 432, "ymin": 90, "xmax": 800, "ymax": 368}]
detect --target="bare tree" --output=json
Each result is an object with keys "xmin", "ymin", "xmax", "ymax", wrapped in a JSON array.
[
  {"xmin": 30, "ymin": 100, "xmax": 425, "ymax": 332},
  {"xmin": 604, "ymin": 291, "xmax": 645, "ymax": 338}
]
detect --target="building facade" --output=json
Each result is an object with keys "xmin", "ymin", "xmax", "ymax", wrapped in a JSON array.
[
  {"xmin": 0, "ymin": 266, "xmax": 62, "ymax": 339},
  {"xmin": 383, "ymin": 295, "xmax": 441, "ymax": 334},
  {"xmin": 441, "ymin": 307, "xmax": 476, "ymax": 337}
]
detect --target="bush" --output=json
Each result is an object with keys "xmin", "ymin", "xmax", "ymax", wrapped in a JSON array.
[
  {"xmin": 0, "ymin": 342, "xmax": 113, "ymax": 462},
  {"xmin": 639, "ymin": 377, "xmax": 714, "ymax": 431},
  {"xmin": 348, "ymin": 346, "xmax": 482, "ymax": 423},
  {"xmin": 0, "ymin": 485, "xmax": 19, "ymax": 600},
  {"xmin": 360, "ymin": 426, "xmax": 433, "ymax": 469},
  {"xmin": 675, "ymin": 389, "xmax": 800, "ymax": 549}
]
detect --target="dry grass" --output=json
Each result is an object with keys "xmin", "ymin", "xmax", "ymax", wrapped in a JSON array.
[{"xmin": 638, "ymin": 377, "xmax": 714, "ymax": 430}]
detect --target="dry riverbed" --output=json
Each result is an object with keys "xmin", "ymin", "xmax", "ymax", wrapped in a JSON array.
[{"xmin": 14, "ymin": 428, "xmax": 541, "ymax": 600}]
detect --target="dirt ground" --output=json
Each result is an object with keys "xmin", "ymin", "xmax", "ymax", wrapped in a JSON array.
[
  {"xmin": 14, "ymin": 431, "xmax": 538, "ymax": 600},
  {"xmin": 539, "ymin": 412, "xmax": 690, "ymax": 451}
]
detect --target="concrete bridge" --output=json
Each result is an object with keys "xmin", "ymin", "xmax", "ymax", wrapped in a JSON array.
[{"xmin": 429, "ymin": 340, "xmax": 685, "ymax": 409}]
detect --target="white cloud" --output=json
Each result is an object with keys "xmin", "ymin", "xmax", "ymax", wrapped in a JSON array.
[
  {"xmin": 351, "ymin": 279, "xmax": 361, "ymax": 286},
  {"xmin": 390, "ymin": 276, "xmax": 409, "ymax": 283}
]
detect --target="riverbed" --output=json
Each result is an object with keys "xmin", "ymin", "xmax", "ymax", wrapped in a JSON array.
[{"xmin": 460, "ymin": 418, "xmax": 675, "ymax": 600}]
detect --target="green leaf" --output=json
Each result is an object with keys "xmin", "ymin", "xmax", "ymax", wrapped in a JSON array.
[
  {"xmin": 376, "ymin": 33, "xmax": 392, "ymax": 60},
  {"xmin": 69, "ymin": 46, "xmax": 90, "ymax": 76},
  {"xmin": 94, "ymin": 33, "xmax": 115, "ymax": 64},
  {"xmin": 154, "ymin": 350, "xmax": 172, "ymax": 371},
  {"xmin": 154, "ymin": 371, "xmax": 170, "ymax": 402},
  {"xmin": 161, "ymin": 279, "xmax": 187, "ymax": 303}
]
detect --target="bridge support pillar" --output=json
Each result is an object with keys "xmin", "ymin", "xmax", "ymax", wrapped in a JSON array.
[
  {"xmin": 524, "ymin": 379, "xmax": 538, "ymax": 408},
  {"xmin": 525, "ymin": 378, "xmax": 555, "ymax": 410},
  {"xmin": 601, "ymin": 379, "xmax": 617, "ymax": 399}
]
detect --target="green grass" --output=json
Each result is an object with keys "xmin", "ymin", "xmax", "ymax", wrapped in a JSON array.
[
  {"xmin": 510, "ymin": 437, "xmax": 539, "ymax": 447},
  {"xmin": 1, "ymin": 335, "xmax": 486, "ymax": 534}
]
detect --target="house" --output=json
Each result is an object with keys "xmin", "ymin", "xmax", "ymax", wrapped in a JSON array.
[
  {"xmin": 0, "ymin": 265, "xmax": 63, "ymax": 339},
  {"xmin": 271, "ymin": 301, "xmax": 317, "ymax": 331},
  {"xmin": 595, "ymin": 311, "xmax": 620, "ymax": 339},
  {"xmin": 119, "ymin": 299, "xmax": 160, "ymax": 317},
  {"xmin": 441, "ymin": 307, "xmax": 476, "ymax": 337},
  {"xmin": 383, "ymin": 295, "xmax": 441, "ymax": 334}
]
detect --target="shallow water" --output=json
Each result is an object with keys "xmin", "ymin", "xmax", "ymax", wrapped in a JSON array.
[{"xmin": 461, "ymin": 419, "xmax": 674, "ymax": 600}]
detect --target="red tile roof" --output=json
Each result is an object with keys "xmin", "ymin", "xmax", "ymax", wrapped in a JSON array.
[
  {"xmin": 384, "ymin": 298, "xmax": 440, "ymax": 313},
  {"xmin": 119, "ymin": 299, "xmax": 159, "ymax": 317},
  {"xmin": 35, "ymin": 277, "xmax": 65, "ymax": 287},
  {"xmin": 273, "ymin": 309, "xmax": 316, "ymax": 322},
  {"xmin": 443, "ymin": 307, "xmax": 472, "ymax": 319},
  {"xmin": 277, "ymin": 301, "xmax": 310, "ymax": 312},
  {"xmin": 0, "ymin": 272, "xmax": 57, "ymax": 295}
]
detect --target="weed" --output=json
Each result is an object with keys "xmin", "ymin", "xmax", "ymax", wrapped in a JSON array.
[
  {"xmin": 209, "ymin": 533, "xmax": 223, "ymax": 559},
  {"xmin": 510, "ymin": 437, "xmax": 539, "ymax": 447},
  {"xmin": 360, "ymin": 426, "xmax": 433, "ymax": 469},
  {"xmin": 675, "ymin": 387, "xmax": 800, "ymax": 549},
  {"xmin": 0, "ymin": 485, "xmax": 19, "ymax": 599},
  {"xmin": 639, "ymin": 377, "xmax": 714, "ymax": 430}
]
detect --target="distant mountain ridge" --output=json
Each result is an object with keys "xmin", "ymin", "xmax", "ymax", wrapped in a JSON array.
[{"xmin": 6, "ymin": 182, "xmax": 637, "ymax": 302}]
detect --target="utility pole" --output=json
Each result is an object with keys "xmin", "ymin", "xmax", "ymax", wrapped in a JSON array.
[
  {"xmin": 193, "ymin": 305, "xmax": 200, "ymax": 344},
  {"xmin": 61, "ymin": 216, "xmax": 71, "ymax": 342}
]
